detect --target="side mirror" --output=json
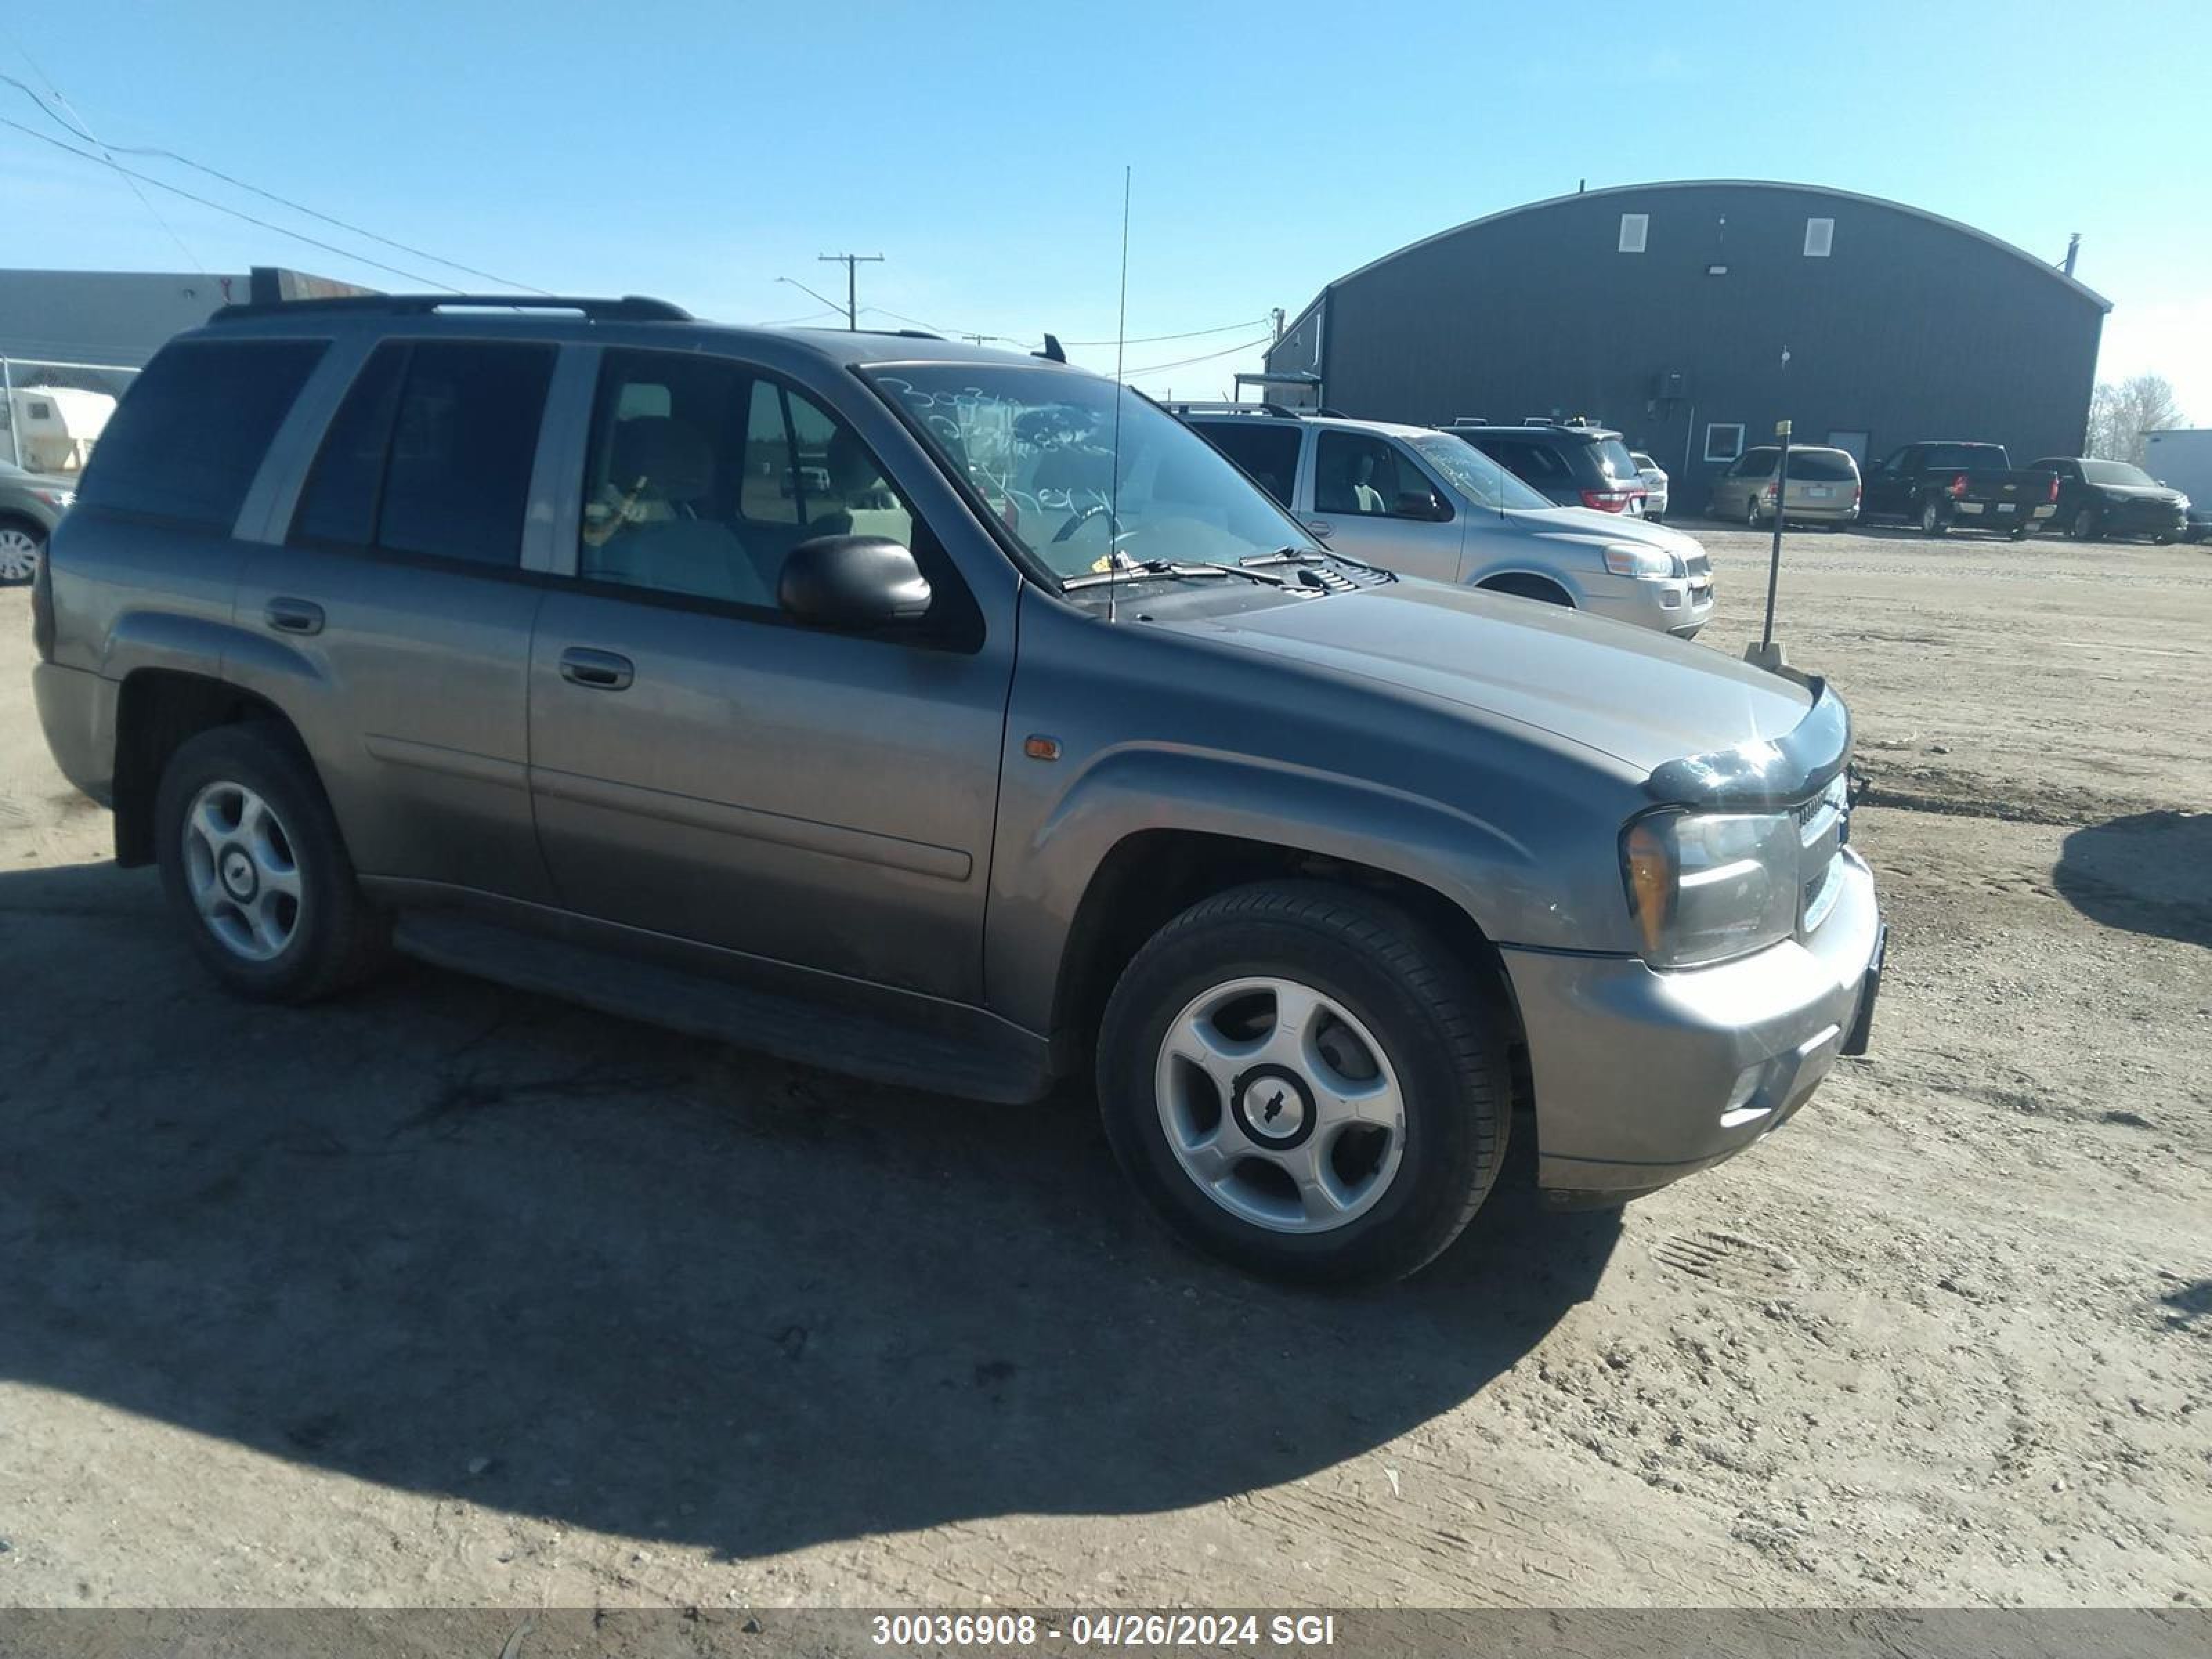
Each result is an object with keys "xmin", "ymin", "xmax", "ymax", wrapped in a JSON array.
[{"xmin": 778, "ymin": 535, "xmax": 932, "ymax": 629}]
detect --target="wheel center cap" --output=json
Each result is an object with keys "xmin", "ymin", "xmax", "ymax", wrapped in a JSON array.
[
  {"xmin": 1232, "ymin": 1063, "xmax": 1315, "ymax": 1149},
  {"xmin": 221, "ymin": 848, "xmax": 258, "ymax": 901}
]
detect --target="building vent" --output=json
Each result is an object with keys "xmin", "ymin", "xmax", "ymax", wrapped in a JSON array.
[
  {"xmin": 1618, "ymin": 213, "xmax": 1649, "ymax": 254},
  {"xmin": 1804, "ymin": 216, "xmax": 1835, "ymax": 257}
]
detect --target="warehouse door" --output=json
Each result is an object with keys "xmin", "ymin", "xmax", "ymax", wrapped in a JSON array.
[{"xmin": 1828, "ymin": 431, "xmax": 1869, "ymax": 467}]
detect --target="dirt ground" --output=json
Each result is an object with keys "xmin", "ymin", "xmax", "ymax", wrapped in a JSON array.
[{"xmin": 1, "ymin": 522, "xmax": 2206, "ymax": 1612}]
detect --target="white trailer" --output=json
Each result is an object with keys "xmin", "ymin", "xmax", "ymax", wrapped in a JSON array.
[
  {"xmin": 3, "ymin": 384, "xmax": 115, "ymax": 473},
  {"xmin": 2141, "ymin": 429, "xmax": 2212, "ymax": 503}
]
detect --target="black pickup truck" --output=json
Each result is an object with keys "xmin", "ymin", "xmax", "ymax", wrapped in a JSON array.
[{"xmin": 1860, "ymin": 442, "xmax": 2060, "ymax": 539}]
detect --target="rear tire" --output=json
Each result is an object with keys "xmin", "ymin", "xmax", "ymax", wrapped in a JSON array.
[
  {"xmin": 2069, "ymin": 505, "xmax": 2103, "ymax": 541},
  {"xmin": 154, "ymin": 724, "xmax": 390, "ymax": 1003},
  {"xmin": 1920, "ymin": 497, "xmax": 1949, "ymax": 536},
  {"xmin": 1745, "ymin": 497, "xmax": 1763, "ymax": 527},
  {"xmin": 1096, "ymin": 881, "xmax": 1509, "ymax": 1286}
]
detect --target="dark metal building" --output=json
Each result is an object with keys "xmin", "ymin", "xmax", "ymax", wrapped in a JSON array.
[{"xmin": 1264, "ymin": 180, "xmax": 2110, "ymax": 507}]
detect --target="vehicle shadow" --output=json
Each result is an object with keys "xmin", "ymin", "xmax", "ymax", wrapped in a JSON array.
[
  {"xmin": 1, "ymin": 859, "xmax": 1620, "ymax": 1562},
  {"xmin": 2053, "ymin": 810, "xmax": 2212, "ymax": 949}
]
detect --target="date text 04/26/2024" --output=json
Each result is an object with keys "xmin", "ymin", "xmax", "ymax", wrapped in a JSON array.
[{"xmin": 870, "ymin": 1613, "xmax": 1340, "ymax": 1649}]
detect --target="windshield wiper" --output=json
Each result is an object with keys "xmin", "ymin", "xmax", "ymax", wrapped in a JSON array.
[
  {"xmin": 1063, "ymin": 558, "xmax": 1288, "ymax": 591},
  {"xmin": 1240, "ymin": 545, "xmax": 1396, "ymax": 581}
]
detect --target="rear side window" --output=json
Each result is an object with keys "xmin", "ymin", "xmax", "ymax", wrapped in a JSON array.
[
  {"xmin": 1590, "ymin": 437, "xmax": 1640, "ymax": 483},
  {"xmin": 1789, "ymin": 451, "xmax": 1857, "ymax": 482},
  {"xmin": 1485, "ymin": 440, "xmax": 1571, "ymax": 483},
  {"xmin": 292, "ymin": 339, "xmax": 555, "ymax": 565},
  {"xmin": 1734, "ymin": 447, "xmax": 1781, "ymax": 477},
  {"xmin": 77, "ymin": 338, "xmax": 326, "ymax": 530},
  {"xmin": 1194, "ymin": 421, "xmax": 1302, "ymax": 507},
  {"xmin": 1921, "ymin": 443, "xmax": 2006, "ymax": 474}
]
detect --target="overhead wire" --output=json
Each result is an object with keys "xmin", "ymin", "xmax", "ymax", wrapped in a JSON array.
[{"xmin": 0, "ymin": 71, "xmax": 547, "ymax": 293}]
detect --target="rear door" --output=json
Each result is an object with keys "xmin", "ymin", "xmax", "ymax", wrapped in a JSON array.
[
  {"xmin": 524, "ymin": 344, "xmax": 1012, "ymax": 1002},
  {"xmin": 1304, "ymin": 429, "xmax": 1460, "ymax": 581},
  {"xmin": 1189, "ymin": 418, "xmax": 1304, "ymax": 513},
  {"xmin": 234, "ymin": 335, "xmax": 559, "ymax": 900}
]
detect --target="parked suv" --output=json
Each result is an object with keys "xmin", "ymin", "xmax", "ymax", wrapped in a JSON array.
[
  {"xmin": 1441, "ymin": 420, "xmax": 1649, "ymax": 515},
  {"xmin": 34, "ymin": 295, "xmax": 1882, "ymax": 1285},
  {"xmin": 1180, "ymin": 406, "xmax": 1713, "ymax": 637}
]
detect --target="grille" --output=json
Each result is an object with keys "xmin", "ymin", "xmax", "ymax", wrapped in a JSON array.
[{"xmin": 1797, "ymin": 774, "xmax": 1849, "ymax": 934}]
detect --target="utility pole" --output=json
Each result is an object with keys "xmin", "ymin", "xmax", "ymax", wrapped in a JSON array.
[
  {"xmin": 818, "ymin": 252, "xmax": 883, "ymax": 330},
  {"xmin": 1272, "ymin": 307, "xmax": 1285, "ymax": 342}
]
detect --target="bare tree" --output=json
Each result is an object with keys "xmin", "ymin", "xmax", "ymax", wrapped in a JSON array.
[{"xmin": 2086, "ymin": 374, "xmax": 2184, "ymax": 465}]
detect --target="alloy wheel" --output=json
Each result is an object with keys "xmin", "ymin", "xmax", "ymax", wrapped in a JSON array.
[
  {"xmin": 1153, "ymin": 976, "xmax": 1407, "ymax": 1233},
  {"xmin": 180, "ymin": 780, "xmax": 305, "ymax": 962}
]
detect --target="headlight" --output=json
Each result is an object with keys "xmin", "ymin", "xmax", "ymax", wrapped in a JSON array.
[
  {"xmin": 1602, "ymin": 543, "xmax": 1680, "ymax": 579},
  {"xmin": 1621, "ymin": 808, "xmax": 1799, "ymax": 968}
]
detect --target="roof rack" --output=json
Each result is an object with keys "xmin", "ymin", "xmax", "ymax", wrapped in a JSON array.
[
  {"xmin": 210, "ymin": 292, "xmax": 692, "ymax": 324},
  {"xmin": 1165, "ymin": 400, "xmax": 1303, "ymax": 418}
]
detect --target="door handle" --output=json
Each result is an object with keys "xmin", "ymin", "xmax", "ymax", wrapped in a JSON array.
[
  {"xmin": 263, "ymin": 597, "xmax": 324, "ymax": 636},
  {"xmin": 558, "ymin": 647, "xmax": 634, "ymax": 691}
]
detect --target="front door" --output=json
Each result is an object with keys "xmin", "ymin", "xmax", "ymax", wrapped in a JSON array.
[
  {"xmin": 1302, "ymin": 429, "xmax": 1461, "ymax": 582},
  {"xmin": 525, "ymin": 346, "xmax": 1012, "ymax": 1002}
]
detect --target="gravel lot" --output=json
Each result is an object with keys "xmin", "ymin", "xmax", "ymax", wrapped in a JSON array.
[{"xmin": 1, "ymin": 522, "xmax": 2206, "ymax": 1611}]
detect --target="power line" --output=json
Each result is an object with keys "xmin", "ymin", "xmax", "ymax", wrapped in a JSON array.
[
  {"xmin": 0, "ymin": 114, "xmax": 467, "ymax": 291},
  {"xmin": 1121, "ymin": 333, "xmax": 1274, "ymax": 378},
  {"xmin": 0, "ymin": 73, "xmax": 547, "ymax": 294},
  {"xmin": 0, "ymin": 34, "xmax": 205, "ymax": 275},
  {"xmin": 1064, "ymin": 317, "xmax": 1271, "ymax": 347}
]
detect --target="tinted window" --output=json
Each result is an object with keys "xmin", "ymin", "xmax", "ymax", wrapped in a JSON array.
[
  {"xmin": 1485, "ymin": 439, "xmax": 1571, "ymax": 482},
  {"xmin": 1314, "ymin": 431, "xmax": 1447, "ymax": 520},
  {"xmin": 292, "ymin": 343, "xmax": 408, "ymax": 546},
  {"xmin": 1194, "ymin": 421, "xmax": 1302, "ymax": 507},
  {"xmin": 377, "ymin": 341, "xmax": 555, "ymax": 565},
  {"xmin": 1590, "ymin": 436, "xmax": 1640, "ymax": 484},
  {"xmin": 1921, "ymin": 443, "xmax": 2007, "ymax": 473},
  {"xmin": 580, "ymin": 348, "xmax": 917, "ymax": 609},
  {"xmin": 1734, "ymin": 447, "xmax": 1781, "ymax": 477},
  {"xmin": 1788, "ymin": 450, "xmax": 1858, "ymax": 482},
  {"xmin": 77, "ymin": 338, "xmax": 326, "ymax": 529}
]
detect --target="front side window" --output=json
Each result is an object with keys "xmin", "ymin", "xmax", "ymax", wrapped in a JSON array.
[
  {"xmin": 79, "ymin": 337, "xmax": 327, "ymax": 530},
  {"xmin": 1412, "ymin": 433, "xmax": 1553, "ymax": 511},
  {"xmin": 1315, "ymin": 431, "xmax": 1447, "ymax": 521},
  {"xmin": 1704, "ymin": 424, "xmax": 1746, "ymax": 463},
  {"xmin": 293, "ymin": 339, "xmax": 555, "ymax": 567},
  {"xmin": 579, "ymin": 348, "xmax": 917, "ymax": 608},
  {"xmin": 868, "ymin": 364, "xmax": 1317, "ymax": 583}
]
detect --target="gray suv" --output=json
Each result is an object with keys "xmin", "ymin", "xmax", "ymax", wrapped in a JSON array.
[{"xmin": 32, "ymin": 294, "xmax": 1884, "ymax": 1285}]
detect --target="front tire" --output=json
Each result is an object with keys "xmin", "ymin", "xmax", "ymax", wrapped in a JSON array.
[
  {"xmin": 1096, "ymin": 881, "xmax": 1509, "ymax": 1286},
  {"xmin": 155, "ymin": 724, "xmax": 389, "ymax": 1002}
]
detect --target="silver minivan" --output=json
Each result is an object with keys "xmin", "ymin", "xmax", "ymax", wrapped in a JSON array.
[{"xmin": 1182, "ymin": 408, "xmax": 1714, "ymax": 637}]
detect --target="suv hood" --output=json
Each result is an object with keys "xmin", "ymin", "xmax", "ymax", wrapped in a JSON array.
[
  {"xmin": 1161, "ymin": 579, "xmax": 1809, "ymax": 773},
  {"xmin": 1506, "ymin": 505, "xmax": 1701, "ymax": 557}
]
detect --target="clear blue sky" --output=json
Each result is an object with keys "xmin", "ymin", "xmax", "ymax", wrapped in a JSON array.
[{"xmin": 5, "ymin": 0, "xmax": 2208, "ymax": 413}]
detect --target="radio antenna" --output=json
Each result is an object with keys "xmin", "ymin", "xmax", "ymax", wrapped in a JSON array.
[{"xmin": 1107, "ymin": 164, "xmax": 1131, "ymax": 624}]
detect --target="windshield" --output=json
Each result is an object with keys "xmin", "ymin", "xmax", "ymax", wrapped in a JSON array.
[
  {"xmin": 867, "ymin": 364, "xmax": 1320, "ymax": 583},
  {"xmin": 1415, "ymin": 433, "xmax": 1554, "ymax": 510},
  {"xmin": 2081, "ymin": 460, "xmax": 2155, "ymax": 487}
]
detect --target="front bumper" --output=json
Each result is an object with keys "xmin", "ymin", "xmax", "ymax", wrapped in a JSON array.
[
  {"xmin": 1506, "ymin": 847, "xmax": 1882, "ymax": 1201},
  {"xmin": 1583, "ymin": 572, "xmax": 1714, "ymax": 638}
]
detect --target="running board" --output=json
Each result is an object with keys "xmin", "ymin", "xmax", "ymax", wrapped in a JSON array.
[{"xmin": 391, "ymin": 912, "xmax": 1056, "ymax": 1105}]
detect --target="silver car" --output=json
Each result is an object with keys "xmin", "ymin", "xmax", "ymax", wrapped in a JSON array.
[
  {"xmin": 1183, "ymin": 409, "xmax": 1714, "ymax": 637},
  {"xmin": 35, "ymin": 297, "xmax": 1880, "ymax": 1285}
]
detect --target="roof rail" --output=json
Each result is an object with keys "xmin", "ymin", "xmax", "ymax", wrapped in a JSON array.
[
  {"xmin": 209, "ymin": 292, "xmax": 692, "ymax": 323},
  {"xmin": 1165, "ymin": 400, "xmax": 1301, "ymax": 418}
]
